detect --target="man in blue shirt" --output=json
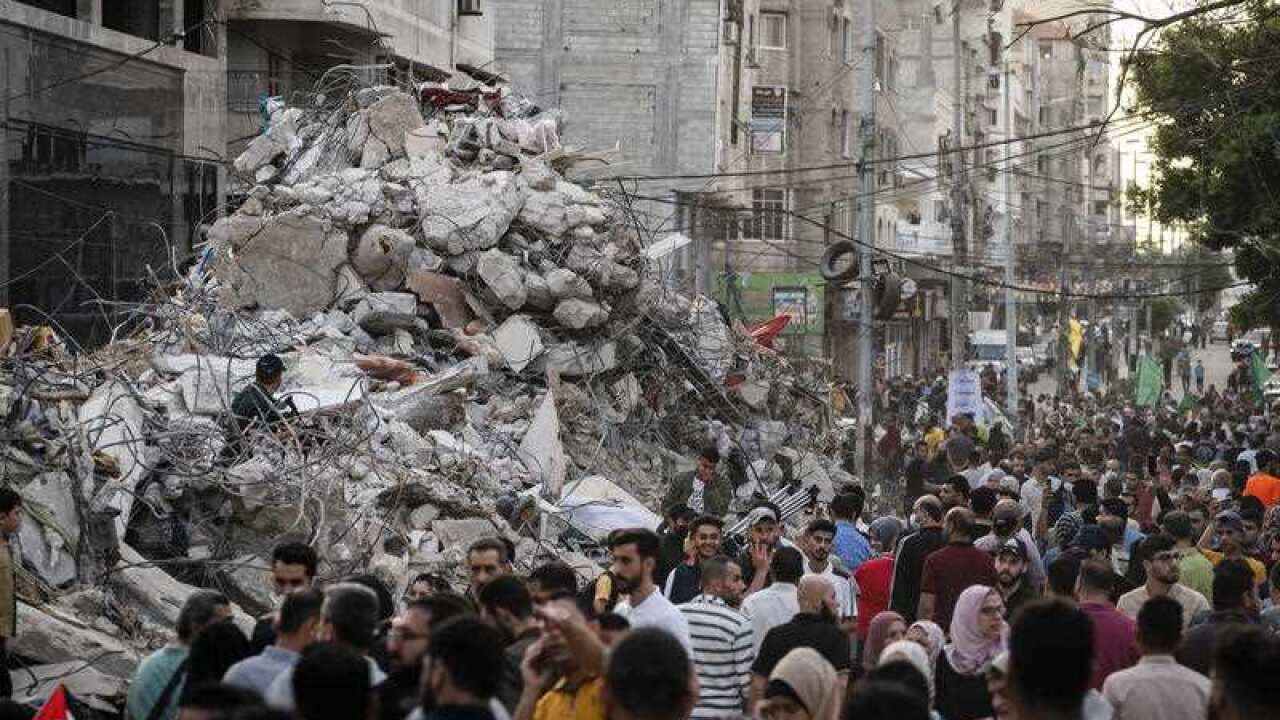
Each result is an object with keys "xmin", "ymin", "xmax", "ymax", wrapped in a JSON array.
[
  {"xmin": 831, "ymin": 491, "xmax": 873, "ymax": 573},
  {"xmin": 225, "ymin": 588, "xmax": 323, "ymax": 695}
]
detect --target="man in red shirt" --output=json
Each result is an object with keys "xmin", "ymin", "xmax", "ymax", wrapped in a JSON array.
[
  {"xmin": 1244, "ymin": 450, "xmax": 1280, "ymax": 510},
  {"xmin": 853, "ymin": 517, "xmax": 903, "ymax": 642},
  {"xmin": 917, "ymin": 507, "xmax": 997, "ymax": 633},
  {"xmin": 1076, "ymin": 559, "xmax": 1139, "ymax": 689}
]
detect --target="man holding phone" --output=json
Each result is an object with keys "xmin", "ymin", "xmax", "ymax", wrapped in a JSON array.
[{"xmin": 514, "ymin": 595, "xmax": 607, "ymax": 720}]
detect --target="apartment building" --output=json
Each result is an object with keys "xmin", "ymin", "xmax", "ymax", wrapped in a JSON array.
[{"xmin": 1, "ymin": 0, "xmax": 226, "ymax": 342}]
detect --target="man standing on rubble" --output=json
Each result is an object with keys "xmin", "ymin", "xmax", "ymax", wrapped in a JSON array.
[
  {"xmin": 662, "ymin": 447, "xmax": 732, "ymax": 519},
  {"xmin": 0, "ymin": 488, "xmax": 20, "ymax": 699}
]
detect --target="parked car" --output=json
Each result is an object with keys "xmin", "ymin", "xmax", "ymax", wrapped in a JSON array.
[{"xmin": 1211, "ymin": 320, "xmax": 1230, "ymax": 343}]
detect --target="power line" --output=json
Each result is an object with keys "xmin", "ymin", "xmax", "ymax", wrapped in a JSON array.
[{"xmin": 620, "ymin": 190, "xmax": 1249, "ymax": 301}]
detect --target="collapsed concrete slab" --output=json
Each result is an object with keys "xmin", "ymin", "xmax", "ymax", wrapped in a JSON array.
[
  {"xmin": 14, "ymin": 602, "xmax": 140, "ymax": 678},
  {"xmin": 477, "ymin": 249, "xmax": 527, "ymax": 310},
  {"xmin": 553, "ymin": 298, "xmax": 609, "ymax": 329},
  {"xmin": 214, "ymin": 213, "xmax": 349, "ymax": 318},
  {"xmin": 79, "ymin": 382, "xmax": 145, "ymax": 537},
  {"xmin": 518, "ymin": 393, "xmax": 567, "ymax": 498}
]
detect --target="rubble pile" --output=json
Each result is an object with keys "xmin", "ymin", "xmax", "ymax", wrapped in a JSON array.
[{"xmin": 0, "ymin": 77, "xmax": 851, "ymax": 707}]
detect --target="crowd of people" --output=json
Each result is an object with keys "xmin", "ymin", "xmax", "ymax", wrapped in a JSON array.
[{"xmin": 75, "ymin": 377, "xmax": 1280, "ymax": 720}]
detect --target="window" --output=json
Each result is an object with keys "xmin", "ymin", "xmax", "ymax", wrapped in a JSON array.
[
  {"xmin": 841, "ymin": 110, "xmax": 851, "ymax": 157},
  {"xmin": 1039, "ymin": 41, "xmax": 1053, "ymax": 60},
  {"xmin": 760, "ymin": 12, "xmax": 787, "ymax": 49},
  {"xmin": 750, "ymin": 86, "xmax": 787, "ymax": 154},
  {"xmin": 829, "ymin": 14, "xmax": 840, "ymax": 57},
  {"xmin": 1039, "ymin": 106, "xmax": 1049, "ymax": 124},
  {"xmin": 843, "ymin": 19, "xmax": 853, "ymax": 62},
  {"xmin": 987, "ymin": 108, "xmax": 998, "ymax": 126},
  {"xmin": 743, "ymin": 189, "xmax": 788, "ymax": 241},
  {"xmin": 934, "ymin": 200, "xmax": 949, "ymax": 222},
  {"xmin": 1093, "ymin": 200, "xmax": 1108, "ymax": 216},
  {"xmin": 458, "ymin": 0, "xmax": 482, "ymax": 16}
]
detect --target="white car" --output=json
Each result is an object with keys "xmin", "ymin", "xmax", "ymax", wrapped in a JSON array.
[{"xmin": 1211, "ymin": 320, "xmax": 1230, "ymax": 343}]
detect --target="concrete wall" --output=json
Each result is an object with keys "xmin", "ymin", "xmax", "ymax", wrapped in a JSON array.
[{"xmin": 492, "ymin": 0, "xmax": 722, "ymax": 180}]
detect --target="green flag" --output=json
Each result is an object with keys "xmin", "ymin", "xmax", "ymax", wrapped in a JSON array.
[
  {"xmin": 1251, "ymin": 351, "xmax": 1271, "ymax": 403},
  {"xmin": 1136, "ymin": 356, "xmax": 1164, "ymax": 407},
  {"xmin": 1179, "ymin": 392, "xmax": 1199, "ymax": 412}
]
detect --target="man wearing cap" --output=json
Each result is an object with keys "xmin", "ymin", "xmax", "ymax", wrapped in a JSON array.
[
  {"xmin": 976, "ymin": 499, "xmax": 1046, "ymax": 592},
  {"xmin": 1200, "ymin": 510, "xmax": 1268, "ymax": 588},
  {"xmin": 737, "ymin": 504, "xmax": 794, "ymax": 597},
  {"xmin": 231, "ymin": 353, "xmax": 287, "ymax": 437},
  {"xmin": 994, "ymin": 537, "xmax": 1039, "ymax": 619}
]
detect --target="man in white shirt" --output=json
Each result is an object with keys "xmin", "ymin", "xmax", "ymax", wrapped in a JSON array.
[
  {"xmin": 1117, "ymin": 534, "xmax": 1209, "ymax": 628},
  {"xmin": 799, "ymin": 519, "xmax": 858, "ymax": 621},
  {"xmin": 609, "ymin": 528, "xmax": 692, "ymax": 652},
  {"xmin": 741, "ymin": 546, "xmax": 802, "ymax": 653},
  {"xmin": 1103, "ymin": 595, "xmax": 1209, "ymax": 720}
]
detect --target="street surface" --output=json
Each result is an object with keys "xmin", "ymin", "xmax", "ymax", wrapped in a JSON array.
[{"xmin": 1027, "ymin": 341, "xmax": 1238, "ymax": 403}]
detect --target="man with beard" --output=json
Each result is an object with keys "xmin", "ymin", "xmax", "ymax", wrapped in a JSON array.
[
  {"xmin": 749, "ymin": 575, "xmax": 851, "ymax": 710},
  {"xmin": 800, "ymin": 519, "xmax": 857, "ymax": 623},
  {"xmin": 380, "ymin": 593, "xmax": 470, "ymax": 720},
  {"xmin": 977, "ymin": 499, "xmax": 1047, "ymax": 591},
  {"xmin": 478, "ymin": 576, "xmax": 541, "ymax": 714},
  {"xmin": 609, "ymin": 529, "xmax": 691, "ymax": 651},
  {"xmin": 663, "ymin": 515, "xmax": 723, "ymax": 605},
  {"xmin": 737, "ymin": 503, "xmax": 793, "ymax": 595},
  {"xmin": 418, "ymin": 616, "xmax": 506, "ymax": 720},
  {"xmin": 466, "ymin": 538, "xmax": 510, "ymax": 606},
  {"xmin": 678, "ymin": 557, "xmax": 754, "ymax": 718},
  {"xmin": 890, "ymin": 494, "xmax": 946, "ymax": 622},
  {"xmin": 514, "ymin": 595, "xmax": 608, "ymax": 720},
  {"xmin": 1118, "ymin": 534, "xmax": 1209, "ymax": 628},
  {"xmin": 994, "ymin": 538, "xmax": 1040, "ymax": 619}
]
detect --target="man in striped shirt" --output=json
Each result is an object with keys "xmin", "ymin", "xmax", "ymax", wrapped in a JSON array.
[{"xmin": 679, "ymin": 556, "xmax": 755, "ymax": 719}]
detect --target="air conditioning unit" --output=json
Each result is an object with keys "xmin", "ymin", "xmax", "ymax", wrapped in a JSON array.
[
  {"xmin": 458, "ymin": 0, "xmax": 482, "ymax": 16},
  {"xmin": 989, "ymin": 73, "xmax": 1000, "ymax": 89}
]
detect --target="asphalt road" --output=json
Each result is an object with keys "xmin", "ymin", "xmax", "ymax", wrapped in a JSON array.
[{"xmin": 1026, "ymin": 338, "xmax": 1239, "ymax": 402}]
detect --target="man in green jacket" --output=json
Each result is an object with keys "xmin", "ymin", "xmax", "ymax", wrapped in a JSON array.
[{"xmin": 663, "ymin": 447, "xmax": 733, "ymax": 519}]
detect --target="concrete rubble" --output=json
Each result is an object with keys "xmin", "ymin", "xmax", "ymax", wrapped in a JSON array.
[{"xmin": 0, "ymin": 77, "xmax": 853, "ymax": 711}]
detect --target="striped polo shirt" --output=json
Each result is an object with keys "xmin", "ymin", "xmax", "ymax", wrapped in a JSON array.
[{"xmin": 679, "ymin": 594, "xmax": 755, "ymax": 719}]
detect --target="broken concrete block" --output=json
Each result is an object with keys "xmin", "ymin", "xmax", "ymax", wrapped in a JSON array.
[
  {"xmin": 334, "ymin": 264, "xmax": 370, "ymax": 306},
  {"xmin": 736, "ymin": 379, "xmax": 771, "ymax": 410},
  {"xmin": 492, "ymin": 315, "xmax": 544, "ymax": 373},
  {"xmin": 477, "ymin": 249, "xmax": 527, "ymax": 310},
  {"xmin": 351, "ymin": 225, "xmax": 415, "ymax": 291},
  {"xmin": 405, "ymin": 126, "xmax": 446, "ymax": 159},
  {"xmin": 345, "ymin": 111, "xmax": 370, "ymax": 158},
  {"xmin": 214, "ymin": 213, "xmax": 349, "ymax": 318},
  {"xmin": 409, "ymin": 504, "xmax": 440, "ymax": 528},
  {"xmin": 523, "ymin": 273, "xmax": 554, "ymax": 310},
  {"xmin": 419, "ymin": 171, "xmax": 527, "ymax": 255},
  {"xmin": 113, "ymin": 545, "xmax": 253, "ymax": 633},
  {"xmin": 431, "ymin": 518, "xmax": 501, "ymax": 549},
  {"xmin": 360, "ymin": 136, "xmax": 390, "ymax": 169},
  {"xmin": 359, "ymin": 311, "xmax": 421, "ymax": 337},
  {"xmin": 553, "ymin": 298, "xmax": 609, "ymax": 329},
  {"xmin": 518, "ymin": 190, "xmax": 570, "ymax": 237},
  {"xmin": 175, "ymin": 356, "xmax": 259, "ymax": 416},
  {"xmin": 17, "ymin": 472, "xmax": 80, "ymax": 587},
  {"xmin": 545, "ymin": 268, "xmax": 594, "ymax": 300},
  {"xmin": 541, "ymin": 341, "xmax": 618, "ymax": 377},
  {"xmin": 79, "ymin": 382, "xmax": 145, "ymax": 537},
  {"xmin": 351, "ymin": 292, "xmax": 418, "ymax": 325},
  {"xmin": 518, "ymin": 393, "xmax": 567, "ymax": 497},
  {"xmin": 14, "ymin": 602, "xmax": 140, "ymax": 678},
  {"xmin": 405, "ymin": 271, "xmax": 470, "ymax": 328},
  {"xmin": 366, "ymin": 92, "xmax": 426, "ymax": 155},
  {"xmin": 233, "ymin": 109, "xmax": 300, "ymax": 175},
  {"xmin": 520, "ymin": 159, "xmax": 557, "ymax": 192}
]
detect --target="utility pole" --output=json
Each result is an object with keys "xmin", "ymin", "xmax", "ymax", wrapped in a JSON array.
[
  {"xmin": 949, "ymin": 1, "xmax": 968, "ymax": 373},
  {"xmin": 855, "ymin": 0, "xmax": 878, "ymax": 482},
  {"xmin": 1002, "ymin": 60, "xmax": 1018, "ymax": 430}
]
